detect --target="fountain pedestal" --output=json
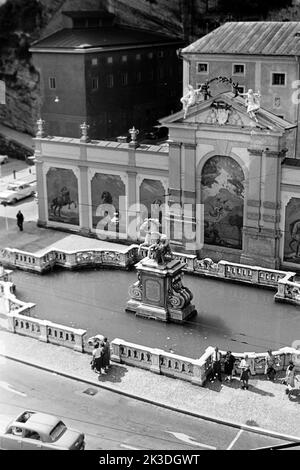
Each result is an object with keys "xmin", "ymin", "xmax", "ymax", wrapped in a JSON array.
[{"xmin": 126, "ymin": 257, "xmax": 196, "ymax": 323}]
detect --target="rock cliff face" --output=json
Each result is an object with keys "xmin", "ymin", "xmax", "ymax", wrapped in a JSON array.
[{"xmin": 0, "ymin": 0, "xmax": 297, "ymax": 136}]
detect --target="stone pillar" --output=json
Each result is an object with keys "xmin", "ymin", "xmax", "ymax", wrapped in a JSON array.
[
  {"xmin": 167, "ymin": 141, "xmax": 182, "ymax": 248},
  {"xmin": 35, "ymin": 157, "xmax": 47, "ymax": 228},
  {"xmin": 150, "ymin": 349, "xmax": 161, "ymax": 375},
  {"xmin": 73, "ymin": 330, "xmax": 86, "ymax": 352},
  {"xmin": 182, "ymin": 143, "xmax": 197, "ymax": 253},
  {"xmin": 241, "ymin": 148, "xmax": 283, "ymax": 269},
  {"xmin": 127, "ymin": 167, "xmax": 138, "ymax": 242},
  {"xmin": 78, "ymin": 148, "xmax": 91, "ymax": 236}
]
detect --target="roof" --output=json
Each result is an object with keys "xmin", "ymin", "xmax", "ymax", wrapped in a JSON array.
[
  {"xmin": 182, "ymin": 22, "xmax": 300, "ymax": 56},
  {"xmin": 14, "ymin": 412, "xmax": 60, "ymax": 435},
  {"xmin": 31, "ymin": 26, "xmax": 182, "ymax": 51}
]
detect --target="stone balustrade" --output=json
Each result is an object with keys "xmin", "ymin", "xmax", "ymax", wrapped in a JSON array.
[
  {"xmin": 0, "ymin": 265, "xmax": 13, "ymax": 282},
  {"xmin": 275, "ymin": 278, "xmax": 300, "ymax": 305},
  {"xmin": 0, "ymin": 280, "xmax": 35, "ymax": 317},
  {"xmin": 0, "ymin": 245, "xmax": 138, "ymax": 273},
  {"xmin": 108, "ymin": 338, "xmax": 300, "ymax": 385},
  {"xmin": 6, "ymin": 311, "xmax": 86, "ymax": 352},
  {"xmin": 111, "ymin": 338, "xmax": 215, "ymax": 386}
]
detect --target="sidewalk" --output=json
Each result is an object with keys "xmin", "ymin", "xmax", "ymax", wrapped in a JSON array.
[{"xmin": 0, "ymin": 330, "xmax": 299, "ymax": 441}]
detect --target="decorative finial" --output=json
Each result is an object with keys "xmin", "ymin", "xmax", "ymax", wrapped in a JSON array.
[
  {"xmin": 80, "ymin": 122, "xmax": 90, "ymax": 142},
  {"xmin": 36, "ymin": 118, "xmax": 45, "ymax": 138},
  {"xmin": 128, "ymin": 126, "xmax": 139, "ymax": 147}
]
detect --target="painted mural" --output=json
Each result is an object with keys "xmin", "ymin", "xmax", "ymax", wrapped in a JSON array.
[
  {"xmin": 91, "ymin": 173, "xmax": 126, "ymax": 234},
  {"xmin": 139, "ymin": 179, "xmax": 166, "ymax": 231},
  {"xmin": 284, "ymin": 198, "xmax": 300, "ymax": 264},
  {"xmin": 47, "ymin": 168, "xmax": 79, "ymax": 225},
  {"xmin": 201, "ymin": 156, "xmax": 244, "ymax": 249}
]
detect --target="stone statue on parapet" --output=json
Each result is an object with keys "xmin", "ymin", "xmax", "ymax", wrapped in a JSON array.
[
  {"xmin": 138, "ymin": 218, "xmax": 161, "ymax": 256},
  {"xmin": 239, "ymin": 88, "xmax": 261, "ymax": 122},
  {"xmin": 180, "ymin": 84, "xmax": 204, "ymax": 119},
  {"xmin": 148, "ymin": 234, "xmax": 174, "ymax": 265}
]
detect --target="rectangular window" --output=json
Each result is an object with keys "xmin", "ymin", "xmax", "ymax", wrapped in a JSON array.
[
  {"xmin": 49, "ymin": 77, "xmax": 56, "ymax": 89},
  {"xmin": 158, "ymin": 67, "xmax": 164, "ymax": 80},
  {"xmin": 121, "ymin": 72, "xmax": 128, "ymax": 86},
  {"xmin": 148, "ymin": 52, "xmax": 153, "ymax": 59},
  {"xmin": 233, "ymin": 63, "xmax": 245, "ymax": 75},
  {"xmin": 136, "ymin": 53, "xmax": 141, "ymax": 60},
  {"xmin": 237, "ymin": 85, "xmax": 245, "ymax": 94},
  {"xmin": 158, "ymin": 51, "xmax": 164, "ymax": 58},
  {"xmin": 91, "ymin": 57, "xmax": 98, "ymax": 66},
  {"xmin": 272, "ymin": 73, "xmax": 286, "ymax": 86},
  {"xmin": 197, "ymin": 62, "xmax": 208, "ymax": 74},
  {"xmin": 92, "ymin": 77, "xmax": 99, "ymax": 90},
  {"xmin": 107, "ymin": 74, "xmax": 114, "ymax": 88},
  {"xmin": 121, "ymin": 55, "xmax": 127, "ymax": 63},
  {"xmin": 107, "ymin": 56, "xmax": 113, "ymax": 64}
]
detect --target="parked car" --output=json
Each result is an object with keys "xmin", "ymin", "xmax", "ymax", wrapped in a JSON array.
[
  {"xmin": 0, "ymin": 181, "xmax": 35, "ymax": 204},
  {"xmin": 0, "ymin": 155, "xmax": 8, "ymax": 164},
  {"xmin": 0, "ymin": 410, "xmax": 85, "ymax": 450}
]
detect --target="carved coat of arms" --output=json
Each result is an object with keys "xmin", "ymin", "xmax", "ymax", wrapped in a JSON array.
[{"xmin": 211, "ymin": 102, "xmax": 232, "ymax": 125}]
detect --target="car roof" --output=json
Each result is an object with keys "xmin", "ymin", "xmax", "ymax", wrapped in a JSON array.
[
  {"xmin": 7, "ymin": 181, "xmax": 28, "ymax": 185},
  {"xmin": 13, "ymin": 412, "xmax": 61, "ymax": 435}
]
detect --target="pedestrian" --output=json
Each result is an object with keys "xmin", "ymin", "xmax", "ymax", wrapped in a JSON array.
[
  {"xmin": 240, "ymin": 355, "xmax": 251, "ymax": 390},
  {"xmin": 224, "ymin": 351, "xmax": 236, "ymax": 382},
  {"xmin": 16, "ymin": 210, "xmax": 24, "ymax": 231},
  {"xmin": 103, "ymin": 337, "xmax": 111, "ymax": 372},
  {"xmin": 211, "ymin": 346, "xmax": 222, "ymax": 382},
  {"xmin": 284, "ymin": 361, "xmax": 298, "ymax": 394},
  {"xmin": 265, "ymin": 349, "xmax": 276, "ymax": 381},
  {"xmin": 92, "ymin": 342, "xmax": 105, "ymax": 376}
]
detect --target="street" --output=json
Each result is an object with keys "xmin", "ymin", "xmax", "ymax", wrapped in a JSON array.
[
  {"xmin": 0, "ymin": 359, "xmax": 292, "ymax": 450},
  {"xmin": 0, "ymin": 157, "xmax": 37, "ymax": 225}
]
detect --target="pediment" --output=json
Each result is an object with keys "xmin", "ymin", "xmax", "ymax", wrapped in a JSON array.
[{"xmin": 160, "ymin": 92, "xmax": 296, "ymax": 133}]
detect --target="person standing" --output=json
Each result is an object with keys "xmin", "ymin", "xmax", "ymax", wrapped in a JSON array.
[
  {"xmin": 16, "ymin": 210, "xmax": 24, "ymax": 231},
  {"xmin": 103, "ymin": 337, "xmax": 111, "ymax": 372},
  {"xmin": 224, "ymin": 351, "xmax": 236, "ymax": 382},
  {"xmin": 92, "ymin": 342, "xmax": 105, "ymax": 376},
  {"xmin": 240, "ymin": 355, "xmax": 251, "ymax": 390},
  {"xmin": 284, "ymin": 361, "xmax": 298, "ymax": 395},
  {"xmin": 265, "ymin": 350, "xmax": 276, "ymax": 381},
  {"xmin": 211, "ymin": 346, "xmax": 222, "ymax": 382}
]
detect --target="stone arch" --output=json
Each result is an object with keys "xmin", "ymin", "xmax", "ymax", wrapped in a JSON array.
[{"xmin": 200, "ymin": 155, "xmax": 245, "ymax": 250}]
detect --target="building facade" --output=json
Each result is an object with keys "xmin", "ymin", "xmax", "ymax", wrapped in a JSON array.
[
  {"xmin": 35, "ymin": 84, "xmax": 300, "ymax": 271},
  {"xmin": 181, "ymin": 22, "xmax": 300, "ymax": 157},
  {"xmin": 30, "ymin": 10, "xmax": 183, "ymax": 140}
]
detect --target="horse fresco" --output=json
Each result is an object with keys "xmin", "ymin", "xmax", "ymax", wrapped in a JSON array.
[{"xmin": 50, "ymin": 186, "xmax": 77, "ymax": 218}]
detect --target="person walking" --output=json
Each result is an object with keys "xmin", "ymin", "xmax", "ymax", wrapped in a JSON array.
[
  {"xmin": 92, "ymin": 342, "xmax": 105, "ymax": 376},
  {"xmin": 211, "ymin": 346, "xmax": 222, "ymax": 382},
  {"xmin": 16, "ymin": 210, "xmax": 24, "ymax": 231},
  {"xmin": 240, "ymin": 355, "xmax": 251, "ymax": 390},
  {"xmin": 265, "ymin": 350, "xmax": 276, "ymax": 381},
  {"xmin": 224, "ymin": 351, "xmax": 236, "ymax": 382},
  {"xmin": 103, "ymin": 337, "xmax": 111, "ymax": 372}
]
